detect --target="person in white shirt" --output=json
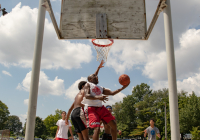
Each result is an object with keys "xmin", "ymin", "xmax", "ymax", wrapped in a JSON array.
[
  {"xmin": 82, "ymin": 60, "xmax": 130, "ymax": 140},
  {"xmin": 54, "ymin": 111, "xmax": 74, "ymax": 140}
]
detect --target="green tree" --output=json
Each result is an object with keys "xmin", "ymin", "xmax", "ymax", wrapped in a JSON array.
[
  {"xmin": 23, "ymin": 117, "xmax": 46, "ymax": 138},
  {"xmin": 132, "ymin": 83, "xmax": 152, "ymax": 102},
  {"xmin": 190, "ymin": 126, "xmax": 200, "ymax": 140},
  {"xmin": 44, "ymin": 109, "xmax": 62, "ymax": 137},
  {"xmin": 4, "ymin": 115, "xmax": 22, "ymax": 135},
  {"xmin": 0, "ymin": 100, "xmax": 10, "ymax": 129},
  {"xmin": 179, "ymin": 92, "xmax": 200, "ymax": 135},
  {"xmin": 35, "ymin": 116, "xmax": 46, "ymax": 138}
]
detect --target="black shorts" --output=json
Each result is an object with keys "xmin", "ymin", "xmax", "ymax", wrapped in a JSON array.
[
  {"xmin": 71, "ymin": 107, "xmax": 87, "ymax": 133},
  {"xmin": 102, "ymin": 133, "xmax": 112, "ymax": 140}
]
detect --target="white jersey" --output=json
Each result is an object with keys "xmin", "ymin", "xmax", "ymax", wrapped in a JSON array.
[
  {"xmin": 56, "ymin": 119, "xmax": 72, "ymax": 139},
  {"xmin": 81, "ymin": 82, "xmax": 104, "ymax": 107}
]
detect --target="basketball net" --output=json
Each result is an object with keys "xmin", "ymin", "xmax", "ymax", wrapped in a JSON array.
[{"xmin": 91, "ymin": 39, "xmax": 114, "ymax": 62}]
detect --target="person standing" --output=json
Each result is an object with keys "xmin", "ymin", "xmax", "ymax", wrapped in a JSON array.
[
  {"xmin": 54, "ymin": 111, "xmax": 74, "ymax": 140},
  {"xmin": 144, "ymin": 119, "xmax": 161, "ymax": 140}
]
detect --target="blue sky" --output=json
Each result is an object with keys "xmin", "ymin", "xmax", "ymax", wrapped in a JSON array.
[{"xmin": 1, "ymin": 0, "xmax": 200, "ymax": 125}]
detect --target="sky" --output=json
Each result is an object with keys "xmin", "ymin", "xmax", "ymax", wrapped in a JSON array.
[{"xmin": 0, "ymin": 0, "xmax": 200, "ymax": 126}]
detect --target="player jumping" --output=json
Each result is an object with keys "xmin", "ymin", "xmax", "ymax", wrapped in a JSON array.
[
  {"xmin": 66, "ymin": 81, "xmax": 108, "ymax": 140},
  {"xmin": 82, "ymin": 60, "xmax": 130, "ymax": 140}
]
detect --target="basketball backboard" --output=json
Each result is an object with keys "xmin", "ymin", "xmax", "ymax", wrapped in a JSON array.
[
  {"xmin": 60, "ymin": 0, "xmax": 147, "ymax": 39},
  {"xmin": 43, "ymin": 0, "xmax": 167, "ymax": 40}
]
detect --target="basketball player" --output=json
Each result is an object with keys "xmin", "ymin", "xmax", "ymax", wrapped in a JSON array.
[
  {"xmin": 54, "ymin": 111, "xmax": 74, "ymax": 140},
  {"xmin": 82, "ymin": 60, "xmax": 130, "ymax": 140},
  {"xmin": 101, "ymin": 105, "xmax": 122, "ymax": 140},
  {"xmin": 144, "ymin": 119, "xmax": 161, "ymax": 140},
  {"xmin": 65, "ymin": 81, "xmax": 108, "ymax": 140}
]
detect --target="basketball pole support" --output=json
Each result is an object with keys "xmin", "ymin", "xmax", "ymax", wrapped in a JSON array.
[
  {"xmin": 24, "ymin": 0, "xmax": 46, "ymax": 140},
  {"xmin": 163, "ymin": 0, "xmax": 180, "ymax": 140}
]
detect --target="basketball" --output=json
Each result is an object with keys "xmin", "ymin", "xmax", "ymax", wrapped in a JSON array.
[{"xmin": 119, "ymin": 74, "xmax": 130, "ymax": 86}]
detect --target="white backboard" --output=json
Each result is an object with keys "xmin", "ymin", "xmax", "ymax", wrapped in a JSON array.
[{"xmin": 60, "ymin": 0, "xmax": 147, "ymax": 39}]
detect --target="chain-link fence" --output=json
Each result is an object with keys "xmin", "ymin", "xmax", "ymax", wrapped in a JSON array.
[{"xmin": 0, "ymin": 129, "xmax": 10, "ymax": 140}]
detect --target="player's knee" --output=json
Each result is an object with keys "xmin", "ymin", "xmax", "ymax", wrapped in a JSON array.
[
  {"xmin": 94, "ymin": 127, "xmax": 100, "ymax": 132},
  {"xmin": 83, "ymin": 135, "xmax": 89, "ymax": 140},
  {"xmin": 109, "ymin": 120, "xmax": 117, "ymax": 129}
]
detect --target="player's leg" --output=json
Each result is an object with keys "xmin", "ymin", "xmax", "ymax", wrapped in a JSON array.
[
  {"xmin": 71, "ymin": 108, "xmax": 85, "ymax": 140},
  {"xmin": 93, "ymin": 127, "xmax": 100, "ymax": 140},
  {"xmin": 77, "ymin": 133, "xmax": 84, "ymax": 140},
  {"xmin": 86, "ymin": 107, "xmax": 101, "ymax": 140},
  {"xmin": 74, "ymin": 107, "xmax": 89, "ymax": 140},
  {"xmin": 99, "ymin": 106, "xmax": 117, "ymax": 140},
  {"xmin": 107, "ymin": 120, "xmax": 117, "ymax": 140},
  {"xmin": 81, "ymin": 129, "xmax": 89, "ymax": 140}
]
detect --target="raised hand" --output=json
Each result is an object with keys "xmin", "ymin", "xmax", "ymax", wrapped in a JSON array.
[
  {"xmin": 98, "ymin": 60, "xmax": 105, "ymax": 68},
  {"xmin": 122, "ymin": 81, "xmax": 130, "ymax": 89}
]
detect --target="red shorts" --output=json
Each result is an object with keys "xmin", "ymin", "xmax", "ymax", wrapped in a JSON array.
[
  {"xmin": 56, "ymin": 138, "xmax": 68, "ymax": 140},
  {"xmin": 85, "ymin": 106, "xmax": 115, "ymax": 128}
]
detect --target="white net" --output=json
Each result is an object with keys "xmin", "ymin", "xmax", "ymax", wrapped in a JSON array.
[{"xmin": 92, "ymin": 39, "xmax": 113, "ymax": 62}]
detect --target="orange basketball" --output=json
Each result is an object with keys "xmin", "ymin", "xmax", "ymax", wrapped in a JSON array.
[{"xmin": 119, "ymin": 74, "xmax": 130, "ymax": 86}]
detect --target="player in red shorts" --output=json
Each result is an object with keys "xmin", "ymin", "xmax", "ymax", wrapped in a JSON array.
[
  {"xmin": 65, "ymin": 81, "xmax": 108, "ymax": 140},
  {"xmin": 101, "ymin": 105, "xmax": 122, "ymax": 140},
  {"xmin": 82, "ymin": 60, "xmax": 129, "ymax": 140}
]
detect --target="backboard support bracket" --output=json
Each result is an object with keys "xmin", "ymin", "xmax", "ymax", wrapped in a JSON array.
[
  {"xmin": 96, "ymin": 14, "xmax": 108, "ymax": 39},
  {"xmin": 145, "ymin": 0, "xmax": 167, "ymax": 40},
  {"xmin": 42, "ymin": 0, "xmax": 62, "ymax": 39}
]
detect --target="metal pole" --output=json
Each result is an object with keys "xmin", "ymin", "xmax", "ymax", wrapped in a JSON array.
[
  {"xmin": 165, "ymin": 102, "xmax": 167, "ymax": 140},
  {"xmin": 163, "ymin": 0, "xmax": 180, "ymax": 140},
  {"xmin": 24, "ymin": 0, "xmax": 46, "ymax": 140}
]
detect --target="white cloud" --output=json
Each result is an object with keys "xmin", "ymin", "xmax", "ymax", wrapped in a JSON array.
[
  {"xmin": 143, "ymin": 28, "xmax": 200, "ymax": 81},
  {"xmin": 17, "ymin": 71, "xmax": 65, "ymax": 95},
  {"xmin": 105, "ymin": 0, "xmax": 200, "ymax": 76},
  {"xmin": 19, "ymin": 112, "xmax": 27, "ymax": 126},
  {"xmin": 177, "ymin": 73, "xmax": 200, "ymax": 96},
  {"xmin": 0, "ymin": 3, "xmax": 92, "ymax": 70},
  {"xmin": 24, "ymin": 99, "xmax": 29, "ymax": 105},
  {"xmin": 2, "ymin": 70, "xmax": 12, "ymax": 77},
  {"xmin": 65, "ymin": 77, "xmax": 87, "ymax": 100},
  {"xmin": 153, "ymin": 71, "xmax": 200, "ymax": 96},
  {"xmin": 103, "ymin": 92, "xmax": 126, "ymax": 106}
]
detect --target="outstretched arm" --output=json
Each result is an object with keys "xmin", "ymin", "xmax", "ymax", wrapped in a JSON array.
[
  {"xmin": 144, "ymin": 129, "xmax": 147, "ymax": 137},
  {"xmin": 69, "ymin": 127, "xmax": 74, "ymax": 140},
  {"xmin": 54, "ymin": 126, "xmax": 59, "ymax": 140},
  {"xmin": 65, "ymin": 102, "xmax": 74, "ymax": 125},
  {"xmin": 84, "ymin": 83, "xmax": 108, "ymax": 103},
  {"xmin": 94, "ymin": 60, "xmax": 104, "ymax": 76},
  {"xmin": 103, "ymin": 84, "xmax": 129, "ymax": 96},
  {"xmin": 157, "ymin": 133, "xmax": 161, "ymax": 138}
]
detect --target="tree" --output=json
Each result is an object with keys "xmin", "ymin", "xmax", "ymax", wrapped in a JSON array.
[
  {"xmin": 132, "ymin": 83, "xmax": 152, "ymax": 102},
  {"xmin": 23, "ymin": 117, "xmax": 46, "ymax": 138},
  {"xmin": 179, "ymin": 92, "xmax": 200, "ymax": 135},
  {"xmin": 34, "ymin": 116, "xmax": 46, "ymax": 138},
  {"xmin": 44, "ymin": 109, "xmax": 62, "ymax": 137},
  {"xmin": 4, "ymin": 115, "xmax": 22, "ymax": 135},
  {"xmin": 0, "ymin": 100, "xmax": 10, "ymax": 129},
  {"xmin": 190, "ymin": 126, "xmax": 200, "ymax": 140}
]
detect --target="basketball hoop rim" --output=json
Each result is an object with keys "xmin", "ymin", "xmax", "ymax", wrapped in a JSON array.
[{"xmin": 91, "ymin": 39, "xmax": 114, "ymax": 47}]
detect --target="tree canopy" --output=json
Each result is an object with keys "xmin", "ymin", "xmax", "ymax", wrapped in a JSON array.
[{"xmin": 0, "ymin": 100, "xmax": 10, "ymax": 130}]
